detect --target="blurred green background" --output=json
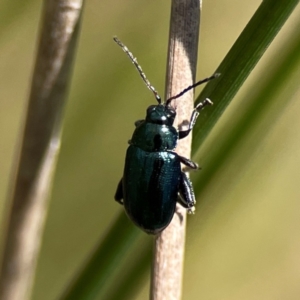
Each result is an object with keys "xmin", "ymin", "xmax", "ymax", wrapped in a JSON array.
[{"xmin": 0, "ymin": 0, "xmax": 300, "ymax": 299}]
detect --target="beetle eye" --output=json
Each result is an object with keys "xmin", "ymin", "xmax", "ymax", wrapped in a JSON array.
[
  {"xmin": 145, "ymin": 105, "xmax": 165, "ymax": 124},
  {"xmin": 165, "ymin": 107, "xmax": 176, "ymax": 124},
  {"xmin": 166, "ymin": 108, "xmax": 176, "ymax": 118},
  {"xmin": 146, "ymin": 105, "xmax": 156, "ymax": 115}
]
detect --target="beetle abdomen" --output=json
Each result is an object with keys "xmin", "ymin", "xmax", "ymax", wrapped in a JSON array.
[{"xmin": 123, "ymin": 145, "xmax": 181, "ymax": 234}]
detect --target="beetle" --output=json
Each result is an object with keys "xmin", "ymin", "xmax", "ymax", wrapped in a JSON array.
[{"xmin": 113, "ymin": 37, "xmax": 218, "ymax": 234}]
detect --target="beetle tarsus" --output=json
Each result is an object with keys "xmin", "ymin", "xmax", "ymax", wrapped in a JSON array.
[
  {"xmin": 179, "ymin": 98, "xmax": 213, "ymax": 139},
  {"xmin": 187, "ymin": 206, "xmax": 196, "ymax": 214}
]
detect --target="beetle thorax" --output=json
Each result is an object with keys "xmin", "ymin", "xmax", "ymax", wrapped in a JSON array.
[{"xmin": 130, "ymin": 104, "xmax": 178, "ymax": 152}]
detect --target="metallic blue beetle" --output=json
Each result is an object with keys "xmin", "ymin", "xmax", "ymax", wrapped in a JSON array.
[{"xmin": 114, "ymin": 37, "xmax": 218, "ymax": 234}]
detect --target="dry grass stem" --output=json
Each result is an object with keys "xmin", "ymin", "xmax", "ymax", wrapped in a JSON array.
[
  {"xmin": 0, "ymin": 1, "xmax": 84, "ymax": 299},
  {"xmin": 150, "ymin": 0, "xmax": 202, "ymax": 299}
]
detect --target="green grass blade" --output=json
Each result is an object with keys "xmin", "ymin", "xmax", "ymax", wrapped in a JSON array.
[
  {"xmin": 193, "ymin": 23, "xmax": 300, "ymax": 198},
  {"xmin": 61, "ymin": 213, "xmax": 141, "ymax": 300},
  {"xmin": 192, "ymin": 0, "xmax": 299, "ymax": 155},
  {"xmin": 104, "ymin": 242, "xmax": 152, "ymax": 300}
]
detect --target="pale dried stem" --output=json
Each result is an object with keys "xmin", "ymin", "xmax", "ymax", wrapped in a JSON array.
[
  {"xmin": 150, "ymin": 1, "xmax": 201, "ymax": 299},
  {"xmin": 0, "ymin": 1, "xmax": 83, "ymax": 299}
]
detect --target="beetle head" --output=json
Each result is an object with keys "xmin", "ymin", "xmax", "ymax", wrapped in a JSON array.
[{"xmin": 146, "ymin": 104, "xmax": 176, "ymax": 126}]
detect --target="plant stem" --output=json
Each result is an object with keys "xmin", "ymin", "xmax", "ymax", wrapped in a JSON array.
[
  {"xmin": 150, "ymin": 0, "xmax": 201, "ymax": 299},
  {"xmin": 192, "ymin": 0, "xmax": 299, "ymax": 154},
  {"xmin": 0, "ymin": 1, "xmax": 83, "ymax": 299}
]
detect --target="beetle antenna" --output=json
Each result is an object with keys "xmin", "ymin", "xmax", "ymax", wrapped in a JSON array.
[
  {"xmin": 113, "ymin": 37, "xmax": 162, "ymax": 104},
  {"xmin": 165, "ymin": 73, "xmax": 220, "ymax": 106}
]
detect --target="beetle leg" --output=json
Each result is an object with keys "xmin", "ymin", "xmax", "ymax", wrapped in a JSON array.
[
  {"xmin": 177, "ymin": 195, "xmax": 189, "ymax": 209},
  {"xmin": 182, "ymin": 166, "xmax": 201, "ymax": 173},
  {"xmin": 134, "ymin": 119, "xmax": 144, "ymax": 127},
  {"xmin": 178, "ymin": 155, "xmax": 199, "ymax": 170},
  {"xmin": 167, "ymin": 151, "xmax": 199, "ymax": 171},
  {"xmin": 114, "ymin": 178, "xmax": 124, "ymax": 205},
  {"xmin": 178, "ymin": 172, "xmax": 196, "ymax": 214},
  {"xmin": 179, "ymin": 98, "xmax": 213, "ymax": 139}
]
